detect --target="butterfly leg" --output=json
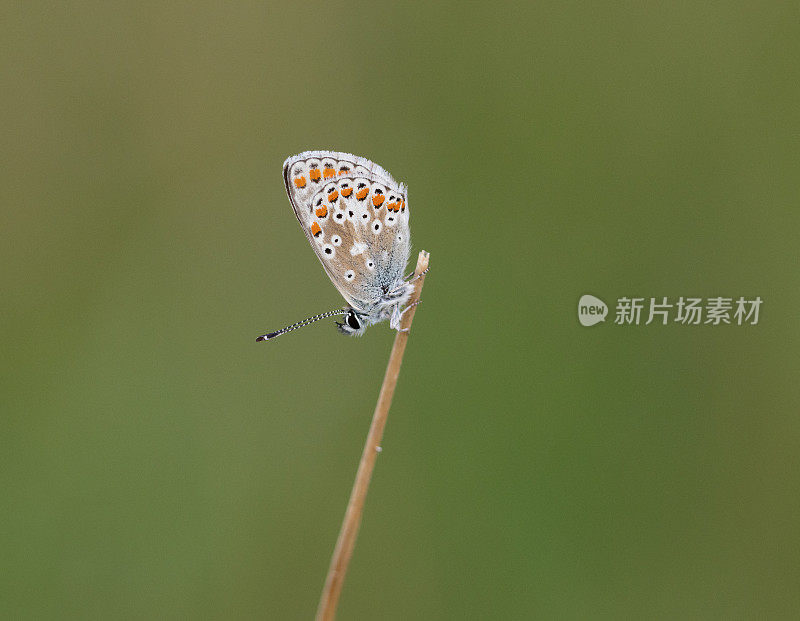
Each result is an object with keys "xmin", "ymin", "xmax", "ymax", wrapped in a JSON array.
[
  {"xmin": 388, "ymin": 266, "xmax": 430, "ymax": 296},
  {"xmin": 389, "ymin": 305, "xmax": 403, "ymax": 331},
  {"xmin": 392, "ymin": 300, "xmax": 421, "ymax": 332},
  {"xmin": 403, "ymin": 266, "xmax": 429, "ymax": 285},
  {"xmin": 400, "ymin": 300, "xmax": 420, "ymax": 317}
]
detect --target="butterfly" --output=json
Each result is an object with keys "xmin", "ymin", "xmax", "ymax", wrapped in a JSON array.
[{"xmin": 257, "ymin": 151, "xmax": 419, "ymax": 342}]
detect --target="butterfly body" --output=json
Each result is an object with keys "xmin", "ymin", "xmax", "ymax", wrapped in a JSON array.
[{"xmin": 280, "ymin": 151, "xmax": 414, "ymax": 337}]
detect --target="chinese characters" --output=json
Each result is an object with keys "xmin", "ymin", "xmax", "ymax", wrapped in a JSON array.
[{"xmin": 613, "ymin": 297, "xmax": 762, "ymax": 325}]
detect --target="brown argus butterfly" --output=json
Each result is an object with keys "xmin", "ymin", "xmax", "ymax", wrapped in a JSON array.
[{"xmin": 257, "ymin": 151, "xmax": 421, "ymax": 342}]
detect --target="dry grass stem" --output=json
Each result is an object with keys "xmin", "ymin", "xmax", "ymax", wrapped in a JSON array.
[{"xmin": 315, "ymin": 250, "xmax": 430, "ymax": 621}]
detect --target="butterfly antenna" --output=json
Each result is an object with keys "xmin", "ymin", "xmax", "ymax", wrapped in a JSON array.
[{"xmin": 256, "ymin": 308, "xmax": 347, "ymax": 342}]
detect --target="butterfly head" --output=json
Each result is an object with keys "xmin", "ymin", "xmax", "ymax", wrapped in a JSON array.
[{"xmin": 336, "ymin": 307, "xmax": 368, "ymax": 337}]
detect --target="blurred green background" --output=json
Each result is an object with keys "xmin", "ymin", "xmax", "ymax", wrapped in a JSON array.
[{"xmin": 2, "ymin": 2, "xmax": 799, "ymax": 619}]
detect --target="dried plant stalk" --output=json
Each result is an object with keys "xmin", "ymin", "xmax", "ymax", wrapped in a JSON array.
[{"xmin": 315, "ymin": 250, "xmax": 430, "ymax": 621}]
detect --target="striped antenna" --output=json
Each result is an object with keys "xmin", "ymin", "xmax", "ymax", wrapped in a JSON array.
[{"xmin": 256, "ymin": 308, "xmax": 347, "ymax": 342}]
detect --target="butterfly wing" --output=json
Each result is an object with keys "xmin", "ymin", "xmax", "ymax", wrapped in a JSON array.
[{"xmin": 283, "ymin": 151, "xmax": 411, "ymax": 311}]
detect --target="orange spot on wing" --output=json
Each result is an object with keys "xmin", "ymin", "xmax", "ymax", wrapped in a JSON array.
[
  {"xmin": 323, "ymin": 166, "xmax": 335, "ymax": 179},
  {"xmin": 311, "ymin": 222, "xmax": 322, "ymax": 237},
  {"xmin": 387, "ymin": 201, "xmax": 398, "ymax": 212},
  {"xmin": 341, "ymin": 187, "xmax": 353, "ymax": 197},
  {"xmin": 315, "ymin": 205, "xmax": 328, "ymax": 218},
  {"xmin": 372, "ymin": 194, "xmax": 385, "ymax": 207},
  {"xmin": 356, "ymin": 188, "xmax": 369, "ymax": 200},
  {"xmin": 338, "ymin": 168, "xmax": 349, "ymax": 175},
  {"xmin": 400, "ymin": 200, "xmax": 406, "ymax": 212},
  {"xmin": 327, "ymin": 190, "xmax": 338, "ymax": 202},
  {"xmin": 293, "ymin": 176, "xmax": 306, "ymax": 188},
  {"xmin": 309, "ymin": 168, "xmax": 321, "ymax": 181}
]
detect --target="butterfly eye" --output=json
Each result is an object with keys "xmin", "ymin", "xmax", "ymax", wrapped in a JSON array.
[{"xmin": 346, "ymin": 311, "xmax": 361, "ymax": 330}]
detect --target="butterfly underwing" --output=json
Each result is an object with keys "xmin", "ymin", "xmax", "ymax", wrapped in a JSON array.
[{"xmin": 256, "ymin": 151, "xmax": 415, "ymax": 341}]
